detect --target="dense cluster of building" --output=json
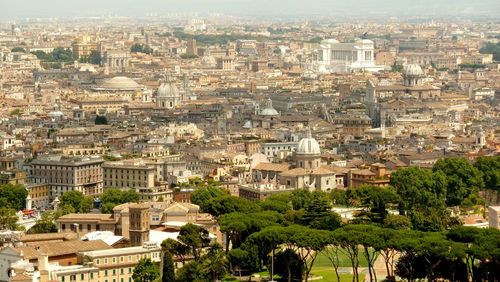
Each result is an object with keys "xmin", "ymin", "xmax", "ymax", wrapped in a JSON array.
[{"xmin": 0, "ymin": 16, "xmax": 498, "ymax": 282}]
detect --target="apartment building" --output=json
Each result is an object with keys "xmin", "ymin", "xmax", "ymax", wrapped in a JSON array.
[
  {"xmin": 102, "ymin": 160, "xmax": 172, "ymax": 201},
  {"xmin": 30, "ymin": 155, "xmax": 104, "ymax": 199},
  {"xmin": 47, "ymin": 245, "xmax": 161, "ymax": 282}
]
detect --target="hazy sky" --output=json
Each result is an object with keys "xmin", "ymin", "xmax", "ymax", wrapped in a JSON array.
[{"xmin": 1, "ymin": 0, "xmax": 499, "ymax": 19}]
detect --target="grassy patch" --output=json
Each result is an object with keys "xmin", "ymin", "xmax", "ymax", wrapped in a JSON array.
[{"xmin": 313, "ymin": 247, "xmax": 370, "ymax": 268}]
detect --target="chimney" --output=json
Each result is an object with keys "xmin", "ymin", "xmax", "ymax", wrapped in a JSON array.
[
  {"xmin": 38, "ymin": 252, "xmax": 49, "ymax": 282},
  {"xmin": 73, "ymin": 223, "xmax": 80, "ymax": 239}
]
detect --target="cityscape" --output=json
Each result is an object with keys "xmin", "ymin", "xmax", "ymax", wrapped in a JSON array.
[{"xmin": 0, "ymin": 0, "xmax": 499, "ymax": 282}]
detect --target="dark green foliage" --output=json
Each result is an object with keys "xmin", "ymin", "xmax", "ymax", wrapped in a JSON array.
[
  {"xmin": 228, "ymin": 247, "xmax": 260, "ymax": 274},
  {"xmin": 132, "ymin": 258, "xmax": 160, "ymax": 282},
  {"xmin": 94, "ymin": 115, "xmax": 108, "ymax": 125},
  {"xmin": 474, "ymin": 156, "xmax": 500, "ymax": 191},
  {"xmin": 331, "ymin": 189, "xmax": 351, "ymax": 206},
  {"xmin": 391, "ymin": 64, "xmax": 404, "ymax": 72},
  {"xmin": 347, "ymin": 185, "xmax": 400, "ymax": 223},
  {"xmin": 172, "ymin": 186, "xmax": 500, "ymax": 281},
  {"xmin": 161, "ymin": 238, "xmax": 189, "ymax": 264},
  {"xmin": 204, "ymin": 195, "xmax": 262, "ymax": 217},
  {"xmin": 59, "ymin": 190, "xmax": 93, "ymax": 213},
  {"xmin": 131, "ymin": 43, "xmax": 153, "ymax": 54},
  {"xmin": 220, "ymin": 210, "xmax": 284, "ymax": 250},
  {"xmin": 383, "ymin": 214, "xmax": 412, "ymax": 230},
  {"xmin": 28, "ymin": 212, "xmax": 58, "ymax": 234},
  {"xmin": 178, "ymin": 223, "xmax": 211, "ymax": 260},
  {"xmin": 202, "ymin": 244, "xmax": 229, "ymax": 281},
  {"xmin": 173, "ymin": 30, "xmax": 270, "ymax": 46},
  {"xmin": 79, "ymin": 50, "xmax": 101, "ymax": 65},
  {"xmin": 259, "ymin": 194, "xmax": 291, "ymax": 213},
  {"xmin": 391, "ymin": 167, "xmax": 447, "ymax": 212},
  {"xmin": 311, "ymin": 212, "xmax": 342, "ymax": 231},
  {"xmin": 433, "ymin": 157, "xmax": 484, "ymax": 206},
  {"xmin": 190, "ymin": 186, "xmax": 228, "ymax": 212},
  {"xmin": 459, "ymin": 63, "xmax": 486, "ymax": 69},
  {"xmin": 100, "ymin": 188, "xmax": 140, "ymax": 213},
  {"xmin": 162, "ymin": 251, "xmax": 175, "ymax": 282},
  {"xmin": 479, "ymin": 42, "xmax": 500, "ymax": 61},
  {"xmin": 180, "ymin": 53, "xmax": 198, "ymax": 59},
  {"xmin": 273, "ymin": 249, "xmax": 303, "ymax": 282},
  {"xmin": 11, "ymin": 47, "xmax": 26, "ymax": 52},
  {"xmin": 175, "ymin": 261, "xmax": 206, "ymax": 282},
  {"xmin": 0, "ymin": 207, "xmax": 20, "ymax": 230},
  {"xmin": 290, "ymin": 189, "xmax": 314, "ymax": 210},
  {"xmin": 0, "ymin": 184, "xmax": 28, "ymax": 211},
  {"xmin": 32, "ymin": 47, "xmax": 74, "ymax": 63}
]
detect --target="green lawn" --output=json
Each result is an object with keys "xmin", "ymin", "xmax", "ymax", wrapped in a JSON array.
[
  {"xmin": 246, "ymin": 247, "xmax": 371, "ymax": 281},
  {"xmin": 313, "ymin": 247, "xmax": 370, "ymax": 268},
  {"xmin": 310, "ymin": 247, "xmax": 370, "ymax": 282}
]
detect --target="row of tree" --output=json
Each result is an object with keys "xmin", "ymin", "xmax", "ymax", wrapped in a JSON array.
[{"xmin": 138, "ymin": 186, "xmax": 500, "ymax": 282}]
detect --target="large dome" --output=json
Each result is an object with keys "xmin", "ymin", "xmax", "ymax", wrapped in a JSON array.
[
  {"xmin": 158, "ymin": 82, "xmax": 180, "ymax": 98},
  {"xmin": 100, "ymin": 76, "xmax": 141, "ymax": 90},
  {"xmin": 404, "ymin": 64, "xmax": 424, "ymax": 76},
  {"xmin": 296, "ymin": 130, "xmax": 321, "ymax": 155}
]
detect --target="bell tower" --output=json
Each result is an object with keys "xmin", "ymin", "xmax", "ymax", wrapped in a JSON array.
[{"xmin": 129, "ymin": 203, "xmax": 150, "ymax": 246}]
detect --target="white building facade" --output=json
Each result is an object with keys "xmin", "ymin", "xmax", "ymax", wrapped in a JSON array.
[{"xmin": 317, "ymin": 39, "xmax": 385, "ymax": 73}]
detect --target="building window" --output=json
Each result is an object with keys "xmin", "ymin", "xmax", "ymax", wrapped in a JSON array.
[
  {"xmin": 96, "ymin": 259, "xmax": 100, "ymax": 265},
  {"xmin": 81, "ymin": 274, "xmax": 84, "ymax": 280}
]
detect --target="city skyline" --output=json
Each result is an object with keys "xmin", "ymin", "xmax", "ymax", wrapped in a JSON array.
[{"xmin": 1, "ymin": 0, "xmax": 500, "ymax": 20}]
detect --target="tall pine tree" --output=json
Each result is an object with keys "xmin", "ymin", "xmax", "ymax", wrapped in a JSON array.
[{"xmin": 162, "ymin": 251, "xmax": 175, "ymax": 282}]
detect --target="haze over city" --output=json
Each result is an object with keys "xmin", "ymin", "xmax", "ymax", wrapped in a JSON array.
[{"xmin": 1, "ymin": 0, "xmax": 500, "ymax": 19}]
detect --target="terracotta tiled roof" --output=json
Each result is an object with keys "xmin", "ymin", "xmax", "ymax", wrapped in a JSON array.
[
  {"xmin": 280, "ymin": 167, "xmax": 308, "ymax": 176},
  {"xmin": 56, "ymin": 213, "xmax": 115, "ymax": 222},
  {"xmin": 254, "ymin": 163, "xmax": 290, "ymax": 172},
  {"xmin": 13, "ymin": 240, "xmax": 111, "ymax": 260},
  {"xmin": 311, "ymin": 166, "xmax": 336, "ymax": 175}
]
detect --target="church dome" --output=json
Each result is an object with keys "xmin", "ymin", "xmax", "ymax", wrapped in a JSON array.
[
  {"xmin": 296, "ymin": 130, "xmax": 321, "ymax": 155},
  {"xmin": 260, "ymin": 108, "xmax": 279, "ymax": 116},
  {"xmin": 100, "ymin": 76, "xmax": 141, "ymax": 90},
  {"xmin": 158, "ymin": 82, "xmax": 179, "ymax": 98},
  {"xmin": 404, "ymin": 64, "xmax": 424, "ymax": 76},
  {"xmin": 260, "ymin": 98, "xmax": 279, "ymax": 116}
]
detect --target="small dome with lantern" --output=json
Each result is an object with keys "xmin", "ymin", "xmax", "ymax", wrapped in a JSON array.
[
  {"xmin": 296, "ymin": 129, "xmax": 321, "ymax": 155},
  {"xmin": 260, "ymin": 98, "xmax": 279, "ymax": 116}
]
